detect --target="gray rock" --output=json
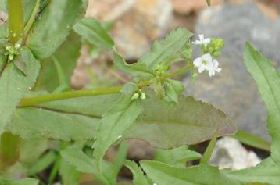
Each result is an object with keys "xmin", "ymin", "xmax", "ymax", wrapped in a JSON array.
[{"xmin": 184, "ymin": 2, "xmax": 280, "ymax": 140}]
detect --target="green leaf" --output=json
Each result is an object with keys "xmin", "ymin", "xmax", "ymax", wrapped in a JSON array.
[
  {"xmin": 28, "ymin": 0, "xmax": 84, "ymax": 59},
  {"xmin": 37, "ymin": 94, "xmax": 235, "ymax": 148},
  {"xmin": 226, "ymin": 158, "xmax": 280, "ymax": 184},
  {"xmin": 59, "ymin": 159, "xmax": 80, "ymax": 185},
  {"xmin": 28, "ymin": 151, "xmax": 57, "ymax": 175},
  {"xmin": 35, "ymin": 32, "xmax": 81, "ymax": 92},
  {"xmin": 163, "ymin": 79, "xmax": 184, "ymax": 103},
  {"xmin": 155, "ymin": 146, "xmax": 201, "ymax": 167},
  {"xmin": 0, "ymin": 48, "xmax": 40, "ymax": 134},
  {"xmin": 243, "ymin": 43, "xmax": 280, "ymax": 163},
  {"xmin": 20, "ymin": 137, "xmax": 48, "ymax": 165},
  {"xmin": 6, "ymin": 108, "xmax": 98, "ymax": 140},
  {"xmin": 141, "ymin": 160, "xmax": 241, "ymax": 185},
  {"xmin": 200, "ymin": 135, "xmax": 217, "ymax": 164},
  {"xmin": 61, "ymin": 146, "xmax": 98, "ymax": 174},
  {"xmin": 0, "ymin": 178, "xmax": 38, "ymax": 185},
  {"xmin": 126, "ymin": 96, "xmax": 236, "ymax": 148},
  {"xmin": 113, "ymin": 51, "xmax": 153, "ymax": 79},
  {"xmin": 61, "ymin": 146, "xmax": 110, "ymax": 185},
  {"xmin": 125, "ymin": 160, "xmax": 149, "ymax": 185},
  {"xmin": 233, "ymin": 130, "xmax": 270, "ymax": 151},
  {"xmin": 139, "ymin": 28, "xmax": 192, "ymax": 69},
  {"xmin": 73, "ymin": 18, "xmax": 114, "ymax": 49},
  {"xmin": 93, "ymin": 86, "xmax": 142, "ymax": 168}
]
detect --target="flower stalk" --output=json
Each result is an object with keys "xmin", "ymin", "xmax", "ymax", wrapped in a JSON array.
[{"xmin": 8, "ymin": 0, "xmax": 24, "ymax": 44}]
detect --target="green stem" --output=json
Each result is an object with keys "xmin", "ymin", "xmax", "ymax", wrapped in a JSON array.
[
  {"xmin": 8, "ymin": 0, "xmax": 24, "ymax": 44},
  {"xmin": 19, "ymin": 86, "xmax": 122, "ymax": 107},
  {"xmin": 19, "ymin": 64, "xmax": 193, "ymax": 107},
  {"xmin": 200, "ymin": 134, "xmax": 217, "ymax": 164},
  {"xmin": 23, "ymin": 0, "xmax": 40, "ymax": 42},
  {"xmin": 0, "ymin": 133, "xmax": 20, "ymax": 170}
]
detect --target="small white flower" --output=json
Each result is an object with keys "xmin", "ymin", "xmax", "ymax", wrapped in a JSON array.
[
  {"xmin": 193, "ymin": 53, "xmax": 221, "ymax": 77},
  {"xmin": 193, "ymin": 34, "xmax": 211, "ymax": 46},
  {"xmin": 140, "ymin": 92, "xmax": 146, "ymax": 100},
  {"xmin": 207, "ymin": 58, "xmax": 221, "ymax": 77},
  {"xmin": 131, "ymin": 93, "xmax": 139, "ymax": 100}
]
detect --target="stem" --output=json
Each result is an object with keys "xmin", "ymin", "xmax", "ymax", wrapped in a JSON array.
[
  {"xmin": 0, "ymin": 133, "xmax": 20, "ymax": 170},
  {"xmin": 23, "ymin": 0, "xmax": 40, "ymax": 42},
  {"xmin": 19, "ymin": 86, "xmax": 122, "ymax": 107},
  {"xmin": 200, "ymin": 134, "xmax": 217, "ymax": 164},
  {"xmin": 19, "ymin": 64, "xmax": 193, "ymax": 107},
  {"xmin": 8, "ymin": 0, "xmax": 24, "ymax": 44}
]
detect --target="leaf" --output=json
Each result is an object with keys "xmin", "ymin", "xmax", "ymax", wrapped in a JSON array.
[
  {"xmin": 6, "ymin": 108, "xmax": 98, "ymax": 140},
  {"xmin": 61, "ymin": 146, "xmax": 110, "ymax": 185},
  {"xmin": 0, "ymin": 178, "xmax": 38, "ymax": 185},
  {"xmin": 243, "ymin": 43, "xmax": 280, "ymax": 163},
  {"xmin": 59, "ymin": 159, "xmax": 80, "ymax": 185},
  {"xmin": 61, "ymin": 146, "xmax": 98, "ymax": 174},
  {"xmin": 200, "ymin": 135, "xmax": 217, "ymax": 164},
  {"xmin": 36, "ymin": 94, "xmax": 235, "ymax": 148},
  {"xmin": 93, "ymin": 86, "xmax": 142, "ymax": 168},
  {"xmin": 20, "ymin": 137, "xmax": 48, "ymax": 165},
  {"xmin": 28, "ymin": 151, "xmax": 57, "ymax": 175},
  {"xmin": 163, "ymin": 79, "xmax": 184, "ymax": 103},
  {"xmin": 233, "ymin": 130, "xmax": 270, "ymax": 151},
  {"xmin": 125, "ymin": 160, "xmax": 149, "ymax": 185},
  {"xmin": 226, "ymin": 158, "xmax": 280, "ymax": 184},
  {"xmin": 35, "ymin": 32, "xmax": 81, "ymax": 92},
  {"xmin": 141, "ymin": 160, "xmax": 241, "ymax": 185},
  {"xmin": 0, "ymin": 48, "xmax": 40, "ymax": 134},
  {"xmin": 28, "ymin": 0, "xmax": 84, "ymax": 59},
  {"xmin": 126, "ymin": 96, "xmax": 236, "ymax": 148},
  {"xmin": 73, "ymin": 18, "xmax": 114, "ymax": 49},
  {"xmin": 113, "ymin": 51, "xmax": 153, "ymax": 79},
  {"xmin": 155, "ymin": 146, "xmax": 201, "ymax": 167},
  {"xmin": 139, "ymin": 28, "xmax": 192, "ymax": 69}
]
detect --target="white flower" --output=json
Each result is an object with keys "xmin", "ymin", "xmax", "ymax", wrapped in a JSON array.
[
  {"xmin": 193, "ymin": 34, "xmax": 211, "ymax": 46},
  {"xmin": 193, "ymin": 53, "xmax": 221, "ymax": 77}
]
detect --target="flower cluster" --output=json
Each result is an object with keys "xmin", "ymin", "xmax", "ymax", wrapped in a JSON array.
[
  {"xmin": 131, "ymin": 89, "xmax": 146, "ymax": 101},
  {"xmin": 192, "ymin": 34, "xmax": 223, "ymax": 77},
  {"xmin": 4, "ymin": 43, "xmax": 21, "ymax": 61}
]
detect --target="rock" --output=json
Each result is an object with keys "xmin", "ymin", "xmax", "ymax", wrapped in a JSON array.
[
  {"xmin": 0, "ymin": 11, "xmax": 7, "ymax": 26},
  {"xmin": 210, "ymin": 137, "xmax": 261, "ymax": 170},
  {"xmin": 86, "ymin": 0, "xmax": 173, "ymax": 59},
  {"xmin": 184, "ymin": 2, "xmax": 280, "ymax": 140},
  {"xmin": 172, "ymin": 0, "xmax": 222, "ymax": 14}
]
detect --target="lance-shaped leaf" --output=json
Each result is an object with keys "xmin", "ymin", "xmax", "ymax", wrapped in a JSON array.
[
  {"xmin": 33, "ymin": 94, "xmax": 235, "ymax": 148},
  {"xmin": 226, "ymin": 158, "xmax": 280, "ymax": 184},
  {"xmin": 141, "ymin": 160, "xmax": 241, "ymax": 185},
  {"xmin": 0, "ymin": 48, "xmax": 40, "ymax": 134},
  {"xmin": 93, "ymin": 86, "xmax": 142, "ymax": 168},
  {"xmin": 139, "ymin": 28, "xmax": 192, "ymax": 69},
  {"xmin": 0, "ymin": 178, "xmax": 38, "ymax": 185},
  {"xmin": 155, "ymin": 146, "xmax": 201, "ymax": 167},
  {"xmin": 59, "ymin": 159, "xmax": 80, "ymax": 185},
  {"xmin": 28, "ymin": 0, "xmax": 84, "ymax": 59},
  {"xmin": 125, "ymin": 160, "xmax": 150, "ymax": 185},
  {"xmin": 35, "ymin": 32, "xmax": 81, "ymax": 92},
  {"xmin": 61, "ymin": 146, "xmax": 112, "ymax": 185},
  {"xmin": 126, "ymin": 96, "xmax": 235, "ymax": 148},
  {"xmin": 73, "ymin": 18, "xmax": 114, "ymax": 49},
  {"xmin": 243, "ymin": 43, "xmax": 280, "ymax": 163},
  {"xmin": 6, "ymin": 108, "xmax": 98, "ymax": 141}
]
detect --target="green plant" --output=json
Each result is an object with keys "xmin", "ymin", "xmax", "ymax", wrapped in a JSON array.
[{"xmin": 0, "ymin": 0, "xmax": 278, "ymax": 185}]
